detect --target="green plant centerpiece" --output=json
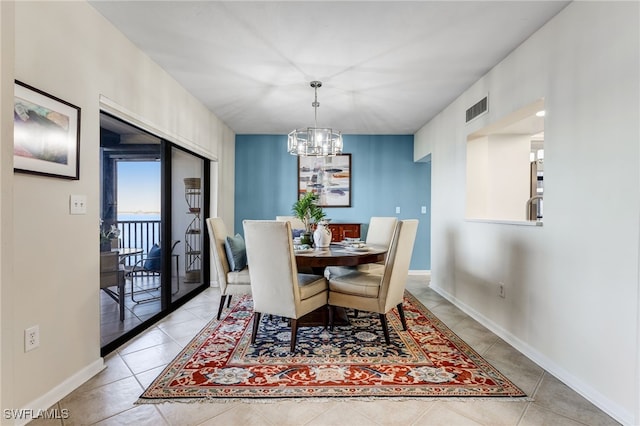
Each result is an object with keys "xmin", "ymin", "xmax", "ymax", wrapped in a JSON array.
[
  {"xmin": 292, "ymin": 191, "xmax": 326, "ymax": 246},
  {"xmin": 99, "ymin": 219, "xmax": 121, "ymax": 252}
]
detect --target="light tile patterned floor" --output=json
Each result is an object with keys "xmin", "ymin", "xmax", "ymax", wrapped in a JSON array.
[{"xmin": 31, "ymin": 276, "xmax": 619, "ymax": 425}]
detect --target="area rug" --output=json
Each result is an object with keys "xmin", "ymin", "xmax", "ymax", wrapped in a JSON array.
[{"xmin": 138, "ymin": 291, "xmax": 526, "ymax": 402}]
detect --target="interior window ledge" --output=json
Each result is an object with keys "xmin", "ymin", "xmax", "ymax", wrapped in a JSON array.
[{"xmin": 465, "ymin": 218, "xmax": 543, "ymax": 227}]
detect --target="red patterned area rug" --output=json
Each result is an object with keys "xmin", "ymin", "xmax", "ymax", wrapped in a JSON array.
[{"xmin": 138, "ymin": 291, "xmax": 526, "ymax": 402}]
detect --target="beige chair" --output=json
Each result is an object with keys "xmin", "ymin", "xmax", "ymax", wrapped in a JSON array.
[
  {"xmin": 243, "ymin": 220, "xmax": 328, "ymax": 353},
  {"xmin": 328, "ymin": 216, "xmax": 398, "ymax": 277},
  {"xmin": 328, "ymin": 219, "xmax": 418, "ymax": 344},
  {"xmin": 275, "ymin": 215, "xmax": 306, "ymax": 231},
  {"xmin": 206, "ymin": 217, "xmax": 251, "ymax": 320}
]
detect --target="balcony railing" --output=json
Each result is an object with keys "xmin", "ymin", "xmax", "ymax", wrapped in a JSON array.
[{"xmin": 115, "ymin": 220, "xmax": 161, "ymax": 267}]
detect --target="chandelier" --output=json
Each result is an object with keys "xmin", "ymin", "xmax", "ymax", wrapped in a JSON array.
[{"xmin": 288, "ymin": 81, "xmax": 343, "ymax": 156}]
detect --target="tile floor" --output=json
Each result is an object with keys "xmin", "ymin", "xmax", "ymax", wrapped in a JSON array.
[
  {"xmin": 100, "ymin": 276, "xmax": 203, "ymax": 347},
  {"xmin": 33, "ymin": 276, "xmax": 619, "ymax": 425}
]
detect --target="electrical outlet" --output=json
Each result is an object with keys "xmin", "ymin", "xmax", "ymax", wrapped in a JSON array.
[
  {"xmin": 25, "ymin": 325, "xmax": 40, "ymax": 352},
  {"xmin": 498, "ymin": 283, "xmax": 505, "ymax": 298},
  {"xmin": 395, "ymin": 206, "xmax": 401, "ymax": 214}
]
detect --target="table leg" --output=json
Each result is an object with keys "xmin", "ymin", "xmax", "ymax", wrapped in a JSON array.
[{"xmin": 118, "ymin": 270, "xmax": 125, "ymax": 322}]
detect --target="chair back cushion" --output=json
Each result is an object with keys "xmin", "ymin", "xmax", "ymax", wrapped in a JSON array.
[
  {"xmin": 143, "ymin": 244, "xmax": 162, "ymax": 271},
  {"xmin": 243, "ymin": 220, "xmax": 299, "ymax": 318},
  {"xmin": 276, "ymin": 215, "xmax": 306, "ymax": 233},
  {"xmin": 224, "ymin": 234, "xmax": 247, "ymax": 271},
  {"xmin": 365, "ymin": 217, "xmax": 398, "ymax": 247},
  {"xmin": 206, "ymin": 218, "xmax": 232, "ymax": 290},
  {"xmin": 380, "ymin": 220, "xmax": 419, "ymax": 312}
]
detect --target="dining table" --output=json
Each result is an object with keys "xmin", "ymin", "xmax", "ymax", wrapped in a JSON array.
[{"xmin": 294, "ymin": 243, "xmax": 387, "ymax": 276}]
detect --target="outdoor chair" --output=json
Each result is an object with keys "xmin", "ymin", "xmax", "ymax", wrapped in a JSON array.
[{"xmin": 125, "ymin": 240, "xmax": 180, "ymax": 303}]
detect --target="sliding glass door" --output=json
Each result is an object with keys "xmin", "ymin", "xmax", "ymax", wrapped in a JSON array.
[{"xmin": 99, "ymin": 112, "xmax": 209, "ymax": 354}]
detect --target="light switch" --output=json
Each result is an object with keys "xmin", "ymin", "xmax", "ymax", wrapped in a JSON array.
[
  {"xmin": 421, "ymin": 206, "xmax": 427, "ymax": 214},
  {"xmin": 395, "ymin": 206, "xmax": 400, "ymax": 214},
  {"xmin": 70, "ymin": 194, "xmax": 87, "ymax": 214}
]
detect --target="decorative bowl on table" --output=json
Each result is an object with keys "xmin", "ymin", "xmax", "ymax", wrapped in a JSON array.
[
  {"xmin": 345, "ymin": 244, "xmax": 369, "ymax": 252},
  {"xmin": 294, "ymin": 244, "xmax": 313, "ymax": 253},
  {"xmin": 343, "ymin": 241, "xmax": 369, "ymax": 251}
]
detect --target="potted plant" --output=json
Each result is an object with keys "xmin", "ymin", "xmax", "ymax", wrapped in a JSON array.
[
  {"xmin": 99, "ymin": 219, "xmax": 121, "ymax": 252},
  {"xmin": 292, "ymin": 192, "xmax": 326, "ymax": 245}
]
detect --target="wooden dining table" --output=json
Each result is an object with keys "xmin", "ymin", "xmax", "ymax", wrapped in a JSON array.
[{"xmin": 294, "ymin": 243, "xmax": 387, "ymax": 276}]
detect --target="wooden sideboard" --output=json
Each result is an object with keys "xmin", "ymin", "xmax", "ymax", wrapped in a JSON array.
[{"xmin": 327, "ymin": 223, "xmax": 361, "ymax": 242}]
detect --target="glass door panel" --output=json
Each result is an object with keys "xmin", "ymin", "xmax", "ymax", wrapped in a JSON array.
[
  {"xmin": 99, "ymin": 113, "xmax": 163, "ymax": 351},
  {"xmin": 170, "ymin": 146, "xmax": 208, "ymax": 303}
]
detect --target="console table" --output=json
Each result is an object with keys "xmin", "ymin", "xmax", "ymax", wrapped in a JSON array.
[{"xmin": 327, "ymin": 223, "xmax": 360, "ymax": 242}]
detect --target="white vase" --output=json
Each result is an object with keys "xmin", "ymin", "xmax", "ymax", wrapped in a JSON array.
[{"xmin": 313, "ymin": 221, "xmax": 332, "ymax": 248}]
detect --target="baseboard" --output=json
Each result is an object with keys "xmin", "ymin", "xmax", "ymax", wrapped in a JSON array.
[
  {"xmin": 13, "ymin": 358, "xmax": 105, "ymax": 426},
  {"xmin": 408, "ymin": 269, "xmax": 431, "ymax": 277},
  {"xmin": 429, "ymin": 282, "xmax": 634, "ymax": 426}
]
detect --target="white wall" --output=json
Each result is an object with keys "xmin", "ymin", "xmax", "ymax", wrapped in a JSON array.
[
  {"xmin": 0, "ymin": 1, "xmax": 16, "ymax": 416},
  {"xmin": 486, "ymin": 134, "xmax": 531, "ymax": 221},
  {"xmin": 2, "ymin": 0, "xmax": 235, "ymax": 414},
  {"xmin": 466, "ymin": 134, "xmax": 531, "ymax": 221},
  {"xmin": 465, "ymin": 136, "xmax": 489, "ymax": 218},
  {"xmin": 415, "ymin": 2, "xmax": 639, "ymax": 424}
]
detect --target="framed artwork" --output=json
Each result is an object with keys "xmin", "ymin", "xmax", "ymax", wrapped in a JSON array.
[
  {"xmin": 298, "ymin": 154, "xmax": 351, "ymax": 207},
  {"xmin": 13, "ymin": 80, "xmax": 81, "ymax": 180}
]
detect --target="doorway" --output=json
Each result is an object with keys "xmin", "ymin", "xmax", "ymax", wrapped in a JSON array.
[{"xmin": 99, "ymin": 112, "xmax": 210, "ymax": 354}]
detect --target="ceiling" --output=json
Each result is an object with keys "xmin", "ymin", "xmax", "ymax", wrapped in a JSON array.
[{"xmin": 89, "ymin": 1, "xmax": 569, "ymax": 136}]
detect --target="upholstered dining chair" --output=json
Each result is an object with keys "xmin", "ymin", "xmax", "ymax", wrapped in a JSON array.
[
  {"xmin": 328, "ymin": 219, "xmax": 418, "ymax": 344},
  {"xmin": 206, "ymin": 217, "xmax": 252, "ymax": 320},
  {"xmin": 243, "ymin": 220, "xmax": 328, "ymax": 353},
  {"xmin": 327, "ymin": 216, "xmax": 398, "ymax": 277},
  {"xmin": 275, "ymin": 215, "xmax": 306, "ymax": 232}
]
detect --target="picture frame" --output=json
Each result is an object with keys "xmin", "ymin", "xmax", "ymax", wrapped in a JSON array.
[
  {"xmin": 13, "ymin": 80, "xmax": 81, "ymax": 180},
  {"xmin": 298, "ymin": 154, "xmax": 351, "ymax": 207}
]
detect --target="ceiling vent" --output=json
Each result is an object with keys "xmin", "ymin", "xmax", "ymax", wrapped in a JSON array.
[{"xmin": 465, "ymin": 96, "xmax": 488, "ymax": 123}]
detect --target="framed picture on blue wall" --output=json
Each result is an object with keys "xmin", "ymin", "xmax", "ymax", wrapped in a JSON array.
[
  {"xmin": 298, "ymin": 154, "xmax": 351, "ymax": 207},
  {"xmin": 13, "ymin": 80, "xmax": 81, "ymax": 180}
]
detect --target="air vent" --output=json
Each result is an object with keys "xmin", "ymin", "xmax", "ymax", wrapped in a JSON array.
[{"xmin": 465, "ymin": 96, "xmax": 488, "ymax": 123}]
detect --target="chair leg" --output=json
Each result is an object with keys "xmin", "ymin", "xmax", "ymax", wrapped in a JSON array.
[
  {"xmin": 397, "ymin": 302, "xmax": 407, "ymax": 330},
  {"xmin": 379, "ymin": 313, "xmax": 390, "ymax": 344},
  {"xmin": 216, "ymin": 295, "xmax": 227, "ymax": 320},
  {"xmin": 329, "ymin": 305, "xmax": 335, "ymax": 331},
  {"xmin": 227, "ymin": 295, "xmax": 233, "ymax": 308},
  {"xmin": 353, "ymin": 309, "xmax": 359, "ymax": 318},
  {"xmin": 118, "ymin": 282, "xmax": 125, "ymax": 322},
  {"xmin": 323, "ymin": 305, "xmax": 329, "ymax": 329},
  {"xmin": 251, "ymin": 312, "xmax": 262, "ymax": 344},
  {"xmin": 290, "ymin": 318, "xmax": 298, "ymax": 353}
]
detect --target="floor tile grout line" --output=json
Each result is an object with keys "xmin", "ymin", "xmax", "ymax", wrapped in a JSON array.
[{"xmin": 78, "ymin": 280, "xmax": 617, "ymax": 426}]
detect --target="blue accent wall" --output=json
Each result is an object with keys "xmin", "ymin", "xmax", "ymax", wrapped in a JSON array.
[{"xmin": 235, "ymin": 134, "xmax": 431, "ymax": 270}]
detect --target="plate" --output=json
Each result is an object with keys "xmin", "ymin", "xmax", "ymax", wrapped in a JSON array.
[
  {"xmin": 294, "ymin": 248, "xmax": 314, "ymax": 253},
  {"xmin": 341, "ymin": 239, "xmax": 363, "ymax": 245},
  {"xmin": 345, "ymin": 245, "xmax": 370, "ymax": 252}
]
